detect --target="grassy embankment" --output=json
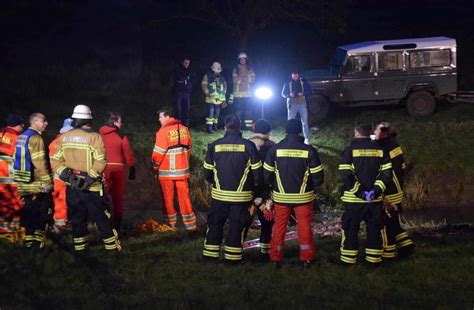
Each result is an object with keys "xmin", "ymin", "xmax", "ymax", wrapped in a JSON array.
[{"xmin": 1, "ymin": 225, "xmax": 474, "ymax": 308}]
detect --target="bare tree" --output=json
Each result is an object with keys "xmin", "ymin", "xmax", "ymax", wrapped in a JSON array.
[{"xmin": 152, "ymin": 0, "xmax": 351, "ymax": 50}]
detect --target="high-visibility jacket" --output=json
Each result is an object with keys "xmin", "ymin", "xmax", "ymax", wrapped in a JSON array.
[
  {"xmin": 232, "ymin": 64, "xmax": 256, "ymax": 98},
  {"xmin": 152, "ymin": 117, "xmax": 192, "ymax": 180},
  {"xmin": 339, "ymin": 138, "xmax": 392, "ymax": 203},
  {"xmin": 377, "ymin": 138, "xmax": 405, "ymax": 204},
  {"xmin": 51, "ymin": 127, "xmax": 106, "ymax": 192},
  {"xmin": 0, "ymin": 126, "xmax": 23, "ymax": 217},
  {"xmin": 0, "ymin": 127, "xmax": 21, "ymax": 184},
  {"xmin": 14, "ymin": 128, "xmax": 51, "ymax": 195},
  {"xmin": 203, "ymin": 131, "xmax": 262, "ymax": 203},
  {"xmin": 264, "ymin": 134, "xmax": 324, "ymax": 206},
  {"xmin": 99, "ymin": 125, "xmax": 136, "ymax": 167},
  {"xmin": 201, "ymin": 71, "xmax": 227, "ymax": 105}
]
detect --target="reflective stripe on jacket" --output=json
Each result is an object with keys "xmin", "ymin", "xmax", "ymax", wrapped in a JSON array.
[
  {"xmin": 14, "ymin": 128, "xmax": 51, "ymax": 195},
  {"xmin": 203, "ymin": 131, "xmax": 262, "ymax": 203},
  {"xmin": 201, "ymin": 71, "xmax": 227, "ymax": 105},
  {"xmin": 51, "ymin": 127, "xmax": 106, "ymax": 192},
  {"xmin": 232, "ymin": 64, "xmax": 255, "ymax": 98},
  {"xmin": 152, "ymin": 118, "xmax": 192, "ymax": 180},
  {"xmin": 264, "ymin": 134, "xmax": 324, "ymax": 206},
  {"xmin": 339, "ymin": 138, "xmax": 392, "ymax": 203}
]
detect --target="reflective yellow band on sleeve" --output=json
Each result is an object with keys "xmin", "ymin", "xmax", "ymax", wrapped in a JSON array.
[{"xmin": 310, "ymin": 165, "xmax": 323, "ymax": 173}]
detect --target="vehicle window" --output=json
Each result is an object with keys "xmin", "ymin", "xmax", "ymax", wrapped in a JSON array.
[
  {"xmin": 343, "ymin": 55, "xmax": 371, "ymax": 74},
  {"xmin": 409, "ymin": 50, "xmax": 451, "ymax": 68},
  {"xmin": 378, "ymin": 52, "xmax": 403, "ymax": 71}
]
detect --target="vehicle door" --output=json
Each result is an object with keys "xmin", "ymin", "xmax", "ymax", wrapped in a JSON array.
[
  {"xmin": 339, "ymin": 54, "xmax": 377, "ymax": 102},
  {"xmin": 375, "ymin": 51, "xmax": 406, "ymax": 99}
]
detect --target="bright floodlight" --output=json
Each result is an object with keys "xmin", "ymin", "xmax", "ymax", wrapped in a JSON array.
[{"xmin": 255, "ymin": 87, "xmax": 273, "ymax": 100}]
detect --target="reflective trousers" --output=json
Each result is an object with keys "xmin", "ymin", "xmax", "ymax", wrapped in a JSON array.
[
  {"xmin": 159, "ymin": 178, "xmax": 196, "ymax": 230},
  {"xmin": 206, "ymin": 103, "xmax": 221, "ymax": 130},
  {"xmin": 203, "ymin": 200, "xmax": 252, "ymax": 261},
  {"xmin": 270, "ymin": 203, "xmax": 315, "ymax": 262},
  {"xmin": 19, "ymin": 193, "xmax": 52, "ymax": 249},
  {"xmin": 382, "ymin": 203, "xmax": 414, "ymax": 259},
  {"xmin": 104, "ymin": 165, "xmax": 126, "ymax": 225},
  {"xmin": 340, "ymin": 202, "xmax": 383, "ymax": 264},
  {"xmin": 66, "ymin": 187, "xmax": 120, "ymax": 251}
]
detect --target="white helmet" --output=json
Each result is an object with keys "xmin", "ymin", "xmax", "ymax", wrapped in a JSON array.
[
  {"xmin": 71, "ymin": 104, "xmax": 93, "ymax": 119},
  {"xmin": 238, "ymin": 52, "xmax": 248, "ymax": 60},
  {"xmin": 211, "ymin": 62, "xmax": 222, "ymax": 73}
]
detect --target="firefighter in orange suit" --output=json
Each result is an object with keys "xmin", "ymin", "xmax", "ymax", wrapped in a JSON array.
[
  {"xmin": 48, "ymin": 118, "xmax": 74, "ymax": 230},
  {"xmin": 0, "ymin": 114, "xmax": 24, "ymax": 242},
  {"xmin": 152, "ymin": 110, "xmax": 196, "ymax": 230}
]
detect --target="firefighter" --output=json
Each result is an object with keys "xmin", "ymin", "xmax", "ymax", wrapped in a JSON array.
[
  {"xmin": 248, "ymin": 119, "xmax": 275, "ymax": 260},
  {"xmin": 202, "ymin": 114, "xmax": 262, "ymax": 264},
  {"xmin": 373, "ymin": 122, "xmax": 415, "ymax": 259},
  {"xmin": 338, "ymin": 122, "xmax": 392, "ymax": 266},
  {"xmin": 50, "ymin": 105, "xmax": 121, "ymax": 252},
  {"xmin": 48, "ymin": 118, "xmax": 74, "ymax": 231},
  {"xmin": 172, "ymin": 56, "xmax": 193, "ymax": 126},
  {"xmin": 13, "ymin": 113, "xmax": 53, "ymax": 249},
  {"xmin": 0, "ymin": 114, "xmax": 25, "ymax": 242},
  {"xmin": 232, "ymin": 52, "xmax": 256, "ymax": 130},
  {"xmin": 281, "ymin": 69, "xmax": 312, "ymax": 144},
  {"xmin": 201, "ymin": 62, "xmax": 229, "ymax": 133},
  {"xmin": 152, "ymin": 110, "xmax": 196, "ymax": 230},
  {"xmin": 99, "ymin": 112, "xmax": 136, "ymax": 229},
  {"xmin": 264, "ymin": 119, "xmax": 324, "ymax": 268}
]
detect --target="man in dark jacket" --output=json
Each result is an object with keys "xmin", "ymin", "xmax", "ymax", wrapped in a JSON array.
[
  {"xmin": 202, "ymin": 115, "xmax": 262, "ymax": 264},
  {"xmin": 281, "ymin": 69, "xmax": 312, "ymax": 144},
  {"xmin": 264, "ymin": 119, "xmax": 324, "ymax": 268},
  {"xmin": 338, "ymin": 122, "xmax": 392, "ymax": 266},
  {"xmin": 173, "ymin": 57, "xmax": 193, "ymax": 126}
]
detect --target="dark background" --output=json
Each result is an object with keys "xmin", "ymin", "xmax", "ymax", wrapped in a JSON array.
[{"xmin": 1, "ymin": 0, "xmax": 473, "ymax": 121}]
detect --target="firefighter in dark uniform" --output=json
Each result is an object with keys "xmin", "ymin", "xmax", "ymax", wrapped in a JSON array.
[
  {"xmin": 202, "ymin": 114, "xmax": 262, "ymax": 264},
  {"xmin": 339, "ymin": 122, "xmax": 392, "ymax": 266},
  {"xmin": 248, "ymin": 119, "xmax": 275, "ymax": 259},
  {"xmin": 374, "ymin": 122, "xmax": 414, "ymax": 259},
  {"xmin": 264, "ymin": 119, "xmax": 324, "ymax": 267}
]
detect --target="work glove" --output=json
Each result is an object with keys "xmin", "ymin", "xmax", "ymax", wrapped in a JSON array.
[
  {"xmin": 78, "ymin": 175, "xmax": 96, "ymax": 191},
  {"xmin": 364, "ymin": 190, "xmax": 375, "ymax": 201},
  {"xmin": 128, "ymin": 166, "xmax": 136, "ymax": 180},
  {"xmin": 221, "ymin": 101, "xmax": 228, "ymax": 109}
]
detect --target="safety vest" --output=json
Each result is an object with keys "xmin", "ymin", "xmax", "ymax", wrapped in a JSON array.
[
  {"xmin": 201, "ymin": 71, "xmax": 227, "ymax": 105},
  {"xmin": 13, "ymin": 128, "xmax": 39, "ymax": 183},
  {"xmin": 152, "ymin": 118, "xmax": 192, "ymax": 180},
  {"xmin": 0, "ymin": 127, "xmax": 20, "ymax": 184}
]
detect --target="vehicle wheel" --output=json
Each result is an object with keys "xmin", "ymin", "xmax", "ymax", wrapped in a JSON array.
[
  {"xmin": 308, "ymin": 95, "xmax": 329, "ymax": 123},
  {"xmin": 406, "ymin": 90, "xmax": 436, "ymax": 117}
]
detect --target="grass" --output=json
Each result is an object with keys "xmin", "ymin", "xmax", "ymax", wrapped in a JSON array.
[{"xmin": 1, "ymin": 226, "xmax": 474, "ymax": 308}]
